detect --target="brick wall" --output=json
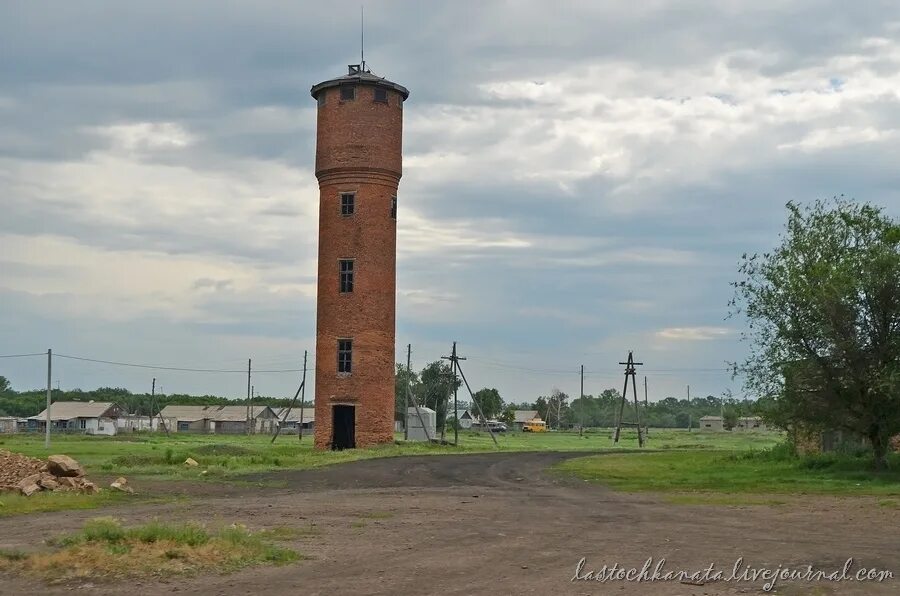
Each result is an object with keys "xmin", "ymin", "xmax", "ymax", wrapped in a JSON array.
[{"xmin": 312, "ymin": 83, "xmax": 404, "ymax": 449}]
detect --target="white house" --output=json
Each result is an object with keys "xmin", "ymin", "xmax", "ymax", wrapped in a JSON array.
[
  {"xmin": 451, "ymin": 408, "xmax": 474, "ymax": 429},
  {"xmin": 29, "ymin": 401, "xmax": 124, "ymax": 436}
]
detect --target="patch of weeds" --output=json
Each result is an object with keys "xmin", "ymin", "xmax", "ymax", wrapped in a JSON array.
[
  {"xmin": 878, "ymin": 499, "xmax": 898, "ymax": 509},
  {"xmin": 350, "ymin": 520, "xmax": 367, "ymax": 529},
  {"xmin": 131, "ymin": 521, "xmax": 209, "ymax": 547},
  {"xmin": 258, "ymin": 526, "xmax": 321, "ymax": 540},
  {"xmin": 0, "ymin": 549, "xmax": 28, "ymax": 561},
  {"xmin": 110, "ymin": 454, "xmax": 167, "ymax": 468},
  {"xmin": 192, "ymin": 444, "xmax": 253, "ymax": 457},
  {"xmin": 8, "ymin": 518, "xmax": 302, "ymax": 581}
]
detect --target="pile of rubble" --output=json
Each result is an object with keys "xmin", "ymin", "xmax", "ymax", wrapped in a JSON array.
[{"xmin": 0, "ymin": 451, "xmax": 99, "ymax": 496}]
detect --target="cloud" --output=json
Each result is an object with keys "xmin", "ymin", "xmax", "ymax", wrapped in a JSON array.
[
  {"xmin": 0, "ymin": 1, "xmax": 899, "ymax": 402},
  {"xmin": 655, "ymin": 327, "xmax": 734, "ymax": 341}
]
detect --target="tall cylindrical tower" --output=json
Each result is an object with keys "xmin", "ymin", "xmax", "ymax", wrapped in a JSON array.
[{"xmin": 310, "ymin": 65, "xmax": 409, "ymax": 449}]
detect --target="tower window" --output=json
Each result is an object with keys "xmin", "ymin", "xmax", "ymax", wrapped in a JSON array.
[
  {"xmin": 338, "ymin": 339, "xmax": 353, "ymax": 374},
  {"xmin": 339, "ymin": 259, "xmax": 354, "ymax": 293},
  {"xmin": 374, "ymin": 88, "xmax": 388, "ymax": 103},
  {"xmin": 341, "ymin": 192, "xmax": 355, "ymax": 216},
  {"xmin": 391, "ymin": 196, "xmax": 397, "ymax": 219},
  {"xmin": 340, "ymin": 85, "xmax": 356, "ymax": 101}
]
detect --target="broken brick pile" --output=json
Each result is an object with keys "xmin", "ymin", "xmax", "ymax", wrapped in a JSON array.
[{"xmin": 0, "ymin": 451, "xmax": 98, "ymax": 496}]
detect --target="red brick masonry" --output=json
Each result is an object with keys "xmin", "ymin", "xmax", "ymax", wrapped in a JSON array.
[{"xmin": 312, "ymin": 82, "xmax": 404, "ymax": 449}]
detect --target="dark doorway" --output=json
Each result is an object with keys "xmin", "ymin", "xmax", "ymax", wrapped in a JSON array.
[{"xmin": 332, "ymin": 405, "xmax": 356, "ymax": 450}]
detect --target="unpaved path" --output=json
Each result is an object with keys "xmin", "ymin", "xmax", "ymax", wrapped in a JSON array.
[{"xmin": 1, "ymin": 451, "xmax": 897, "ymax": 595}]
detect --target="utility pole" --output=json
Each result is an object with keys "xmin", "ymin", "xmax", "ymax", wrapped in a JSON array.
[
  {"xmin": 246, "ymin": 358, "xmax": 252, "ymax": 435},
  {"xmin": 298, "ymin": 350, "xmax": 307, "ymax": 442},
  {"xmin": 441, "ymin": 342, "xmax": 465, "ymax": 445},
  {"xmin": 687, "ymin": 384, "xmax": 691, "ymax": 433},
  {"xmin": 613, "ymin": 351, "xmax": 644, "ymax": 447},
  {"xmin": 579, "ymin": 364, "xmax": 584, "ymax": 437},
  {"xmin": 404, "ymin": 344, "xmax": 411, "ymax": 440},
  {"xmin": 44, "ymin": 348, "xmax": 52, "ymax": 448},
  {"xmin": 644, "ymin": 375, "xmax": 650, "ymax": 437},
  {"xmin": 452, "ymin": 343, "xmax": 459, "ymax": 445}
]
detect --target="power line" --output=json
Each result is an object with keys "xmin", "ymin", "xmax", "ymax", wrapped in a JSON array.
[
  {"xmin": 0, "ymin": 353, "xmax": 46, "ymax": 359},
  {"xmin": 467, "ymin": 356, "xmax": 736, "ymax": 376},
  {"xmin": 54, "ymin": 353, "xmax": 308, "ymax": 374}
]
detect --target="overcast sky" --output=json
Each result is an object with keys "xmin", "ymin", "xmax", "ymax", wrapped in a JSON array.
[{"xmin": 1, "ymin": 1, "xmax": 899, "ymax": 404}]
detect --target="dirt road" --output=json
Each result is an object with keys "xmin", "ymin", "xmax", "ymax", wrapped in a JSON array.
[{"xmin": 1, "ymin": 451, "xmax": 897, "ymax": 595}]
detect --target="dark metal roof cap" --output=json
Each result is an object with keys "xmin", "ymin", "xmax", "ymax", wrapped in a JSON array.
[{"xmin": 310, "ymin": 64, "xmax": 410, "ymax": 100}]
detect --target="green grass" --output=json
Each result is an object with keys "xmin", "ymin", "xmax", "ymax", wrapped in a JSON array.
[
  {"xmin": 0, "ymin": 429, "xmax": 782, "ymax": 482},
  {"xmin": 555, "ymin": 449, "xmax": 900, "ymax": 496},
  {"xmin": 0, "ymin": 490, "xmax": 140, "ymax": 517},
  {"xmin": 1, "ymin": 517, "xmax": 301, "ymax": 581}
]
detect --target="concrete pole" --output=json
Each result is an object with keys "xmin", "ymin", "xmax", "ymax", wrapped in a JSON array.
[{"xmin": 44, "ymin": 348, "xmax": 52, "ymax": 448}]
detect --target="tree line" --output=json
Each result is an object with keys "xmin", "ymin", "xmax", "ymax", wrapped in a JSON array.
[
  {"xmin": 0, "ymin": 377, "xmax": 307, "ymax": 418},
  {"xmin": 393, "ymin": 362, "xmax": 761, "ymax": 430}
]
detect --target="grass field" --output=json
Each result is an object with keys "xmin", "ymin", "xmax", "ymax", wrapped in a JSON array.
[
  {"xmin": 555, "ymin": 449, "xmax": 900, "ymax": 498},
  {"xmin": 8, "ymin": 428, "xmax": 895, "ymax": 514},
  {"xmin": 0, "ymin": 428, "xmax": 780, "ymax": 481}
]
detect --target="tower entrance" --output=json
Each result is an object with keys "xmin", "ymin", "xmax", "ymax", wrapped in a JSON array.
[{"xmin": 331, "ymin": 405, "xmax": 356, "ymax": 450}]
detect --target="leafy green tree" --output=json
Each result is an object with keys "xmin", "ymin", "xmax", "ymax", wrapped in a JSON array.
[
  {"xmin": 419, "ymin": 361, "xmax": 460, "ymax": 431},
  {"xmin": 472, "ymin": 387, "xmax": 503, "ymax": 420},
  {"xmin": 0, "ymin": 376, "xmax": 11, "ymax": 393},
  {"xmin": 500, "ymin": 405, "xmax": 515, "ymax": 426},
  {"xmin": 732, "ymin": 198, "xmax": 900, "ymax": 468}
]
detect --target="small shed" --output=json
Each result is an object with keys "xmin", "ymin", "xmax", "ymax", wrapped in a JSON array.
[
  {"xmin": 0, "ymin": 417, "xmax": 18, "ymax": 433},
  {"xmin": 699, "ymin": 415, "xmax": 724, "ymax": 431},
  {"xmin": 407, "ymin": 407, "xmax": 436, "ymax": 442},
  {"xmin": 735, "ymin": 416, "xmax": 768, "ymax": 432}
]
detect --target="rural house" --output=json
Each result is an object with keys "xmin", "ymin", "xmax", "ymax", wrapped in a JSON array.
[
  {"xmin": 512, "ymin": 410, "xmax": 539, "ymax": 430},
  {"xmin": 159, "ymin": 405, "xmax": 280, "ymax": 434},
  {"xmin": 28, "ymin": 401, "xmax": 124, "ymax": 435},
  {"xmin": 699, "ymin": 415, "xmax": 724, "ymax": 431},
  {"xmin": 452, "ymin": 408, "xmax": 474, "ymax": 429}
]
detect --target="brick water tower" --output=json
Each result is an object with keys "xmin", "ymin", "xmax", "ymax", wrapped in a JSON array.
[{"xmin": 310, "ymin": 63, "xmax": 409, "ymax": 449}]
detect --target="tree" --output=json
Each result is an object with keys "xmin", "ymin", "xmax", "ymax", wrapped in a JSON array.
[
  {"xmin": 500, "ymin": 405, "xmax": 515, "ymax": 426},
  {"xmin": 547, "ymin": 389, "xmax": 569, "ymax": 429},
  {"xmin": 418, "ymin": 361, "xmax": 460, "ymax": 432},
  {"xmin": 472, "ymin": 388, "xmax": 503, "ymax": 420},
  {"xmin": 0, "ymin": 376, "xmax": 10, "ymax": 393},
  {"xmin": 732, "ymin": 198, "xmax": 900, "ymax": 468}
]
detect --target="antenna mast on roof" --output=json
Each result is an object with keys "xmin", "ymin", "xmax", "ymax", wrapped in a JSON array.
[{"xmin": 360, "ymin": 5, "xmax": 366, "ymax": 72}]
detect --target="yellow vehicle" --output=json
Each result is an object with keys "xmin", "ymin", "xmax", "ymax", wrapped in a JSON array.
[{"xmin": 522, "ymin": 418, "xmax": 547, "ymax": 432}]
